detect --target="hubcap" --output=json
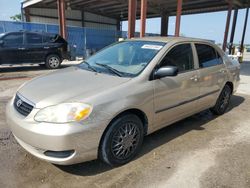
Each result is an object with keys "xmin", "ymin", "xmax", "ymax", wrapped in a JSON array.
[
  {"xmin": 111, "ymin": 123, "xmax": 140, "ymax": 160},
  {"xmin": 49, "ymin": 57, "xmax": 59, "ymax": 68}
]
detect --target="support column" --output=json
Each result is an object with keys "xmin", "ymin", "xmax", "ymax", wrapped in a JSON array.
[
  {"xmin": 240, "ymin": 8, "xmax": 249, "ymax": 54},
  {"xmin": 128, "ymin": 0, "xmax": 137, "ymax": 38},
  {"xmin": 161, "ymin": 12, "xmax": 169, "ymax": 36},
  {"xmin": 24, "ymin": 8, "xmax": 30, "ymax": 22},
  {"xmin": 229, "ymin": 9, "xmax": 238, "ymax": 54},
  {"xmin": 222, "ymin": 0, "xmax": 232, "ymax": 51},
  {"xmin": 57, "ymin": 0, "xmax": 67, "ymax": 39},
  {"xmin": 140, "ymin": 0, "xmax": 147, "ymax": 38},
  {"xmin": 175, "ymin": 0, "xmax": 182, "ymax": 37}
]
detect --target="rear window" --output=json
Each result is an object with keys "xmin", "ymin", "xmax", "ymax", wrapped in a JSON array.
[
  {"xmin": 26, "ymin": 33, "xmax": 43, "ymax": 44},
  {"xmin": 195, "ymin": 44, "xmax": 223, "ymax": 68},
  {"xmin": 43, "ymin": 34, "xmax": 66, "ymax": 44}
]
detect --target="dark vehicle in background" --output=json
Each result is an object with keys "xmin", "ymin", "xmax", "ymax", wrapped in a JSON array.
[{"xmin": 0, "ymin": 31, "xmax": 69, "ymax": 69}]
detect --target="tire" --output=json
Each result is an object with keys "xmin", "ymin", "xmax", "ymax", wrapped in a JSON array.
[
  {"xmin": 45, "ymin": 54, "xmax": 62, "ymax": 69},
  {"xmin": 211, "ymin": 85, "xmax": 232, "ymax": 115},
  {"xmin": 99, "ymin": 114, "xmax": 144, "ymax": 166}
]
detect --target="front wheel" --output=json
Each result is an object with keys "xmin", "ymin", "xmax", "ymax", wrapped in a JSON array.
[
  {"xmin": 211, "ymin": 85, "xmax": 232, "ymax": 115},
  {"xmin": 99, "ymin": 114, "xmax": 144, "ymax": 166},
  {"xmin": 45, "ymin": 54, "xmax": 62, "ymax": 69}
]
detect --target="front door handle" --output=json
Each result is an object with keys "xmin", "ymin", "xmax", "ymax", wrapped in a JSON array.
[
  {"xmin": 18, "ymin": 47, "xmax": 25, "ymax": 50},
  {"xmin": 190, "ymin": 75, "xmax": 199, "ymax": 82},
  {"xmin": 44, "ymin": 47, "xmax": 50, "ymax": 49}
]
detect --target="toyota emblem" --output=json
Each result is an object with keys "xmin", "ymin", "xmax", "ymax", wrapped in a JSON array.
[{"xmin": 16, "ymin": 99, "xmax": 23, "ymax": 107}]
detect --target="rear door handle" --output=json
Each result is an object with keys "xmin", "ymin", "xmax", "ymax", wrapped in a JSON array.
[
  {"xmin": 219, "ymin": 69, "xmax": 226, "ymax": 74},
  {"xmin": 44, "ymin": 47, "xmax": 50, "ymax": 49},
  {"xmin": 18, "ymin": 47, "xmax": 25, "ymax": 50}
]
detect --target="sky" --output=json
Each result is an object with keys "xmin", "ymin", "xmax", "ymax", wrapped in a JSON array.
[{"xmin": 0, "ymin": 0, "xmax": 249, "ymax": 44}]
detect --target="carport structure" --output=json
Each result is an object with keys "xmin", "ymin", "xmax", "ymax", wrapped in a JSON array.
[{"xmin": 23, "ymin": 0, "xmax": 250, "ymax": 53}]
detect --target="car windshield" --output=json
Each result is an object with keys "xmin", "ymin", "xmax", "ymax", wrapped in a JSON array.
[{"xmin": 78, "ymin": 41, "xmax": 166, "ymax": 77}]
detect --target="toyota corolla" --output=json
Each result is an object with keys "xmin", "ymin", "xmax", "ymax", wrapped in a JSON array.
[{"xmin": 6, "ymin": 37, "xmax": 240, "ymax": 166}]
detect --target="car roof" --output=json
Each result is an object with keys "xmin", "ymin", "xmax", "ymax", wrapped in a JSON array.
[
  {"xmin": 128, "ymin": 36, "xmax": 215, "ymax": 44},
  {"xmin": 2, "ymin": 31, "xmax": 57, "ymax": 36}
]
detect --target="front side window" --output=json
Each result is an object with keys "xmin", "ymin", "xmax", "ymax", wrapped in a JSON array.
[
  {"xmin": 195, "ymin": 44, "xmax": 223, "ymax": 68},
  {"xmin": 3, "ymin": 33, "xmax": 23, "ymax": 45},
  {"xmin": 160, "ymin": 43, "xmax": 194, "ymax": 72},
  {"xmin": 26, "ymin": 33, "xmax": 43, "ymax": 44},
  {"xmin": 78, "ymin": 41, "xmax": 166, "ymax": 77}
]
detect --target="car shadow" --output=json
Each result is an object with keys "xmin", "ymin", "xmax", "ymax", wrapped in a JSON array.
[{"xmin": 56, "ymin": 95, "xmax": 245, "ymax": 176}]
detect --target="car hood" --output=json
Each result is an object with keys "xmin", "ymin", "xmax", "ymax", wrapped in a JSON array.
[{"xmin": 18, "ymin": 66, "xmax": 131, "ymax": 108}]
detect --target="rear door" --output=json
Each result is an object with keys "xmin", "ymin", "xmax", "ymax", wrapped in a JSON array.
[
  {"xmin": 0, "ymin": 32, "xmax": 24, "ymax": 64},
  {"xmin": 153, "ymin": 43, "xmax": 200, "ymax": 130},
  {"xmin": 23, "ymin": 32, "xmax": 45, "ymax": 63},
  {"xmin": 194, "ymin": 43, "xmax": 227, "ymax": 110}
]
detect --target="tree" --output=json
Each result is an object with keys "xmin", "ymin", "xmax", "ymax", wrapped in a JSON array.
[{"xmin": 10, "ymin": 14, "xmax": 22, "ymax": 21}]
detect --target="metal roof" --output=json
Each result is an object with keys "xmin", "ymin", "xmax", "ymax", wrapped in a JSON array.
[{"xmin": 23, "ymin": 0, "xmax": 250, "ymax": 20}]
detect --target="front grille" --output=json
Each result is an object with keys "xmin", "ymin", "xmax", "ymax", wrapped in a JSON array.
[{"xmin": 14, "ymin": 94, "xmax": 34, "ymax": 117}]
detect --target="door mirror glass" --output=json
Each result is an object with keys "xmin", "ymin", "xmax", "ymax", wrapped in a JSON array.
[{"xmin": 154, "ymin": 66, "xmax": 178, "ymax": 79}]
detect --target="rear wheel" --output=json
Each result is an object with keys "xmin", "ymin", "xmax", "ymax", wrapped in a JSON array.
[
  {"xmin": 45, "ymin": 54, "xmax": 61, "ymax": 69},
  {"xmin": 211, "ymin": 85, "xmax": 232, "ymax": 115},
  {"xmin": 99, "ymin": 114, "xmax": 144, "ymax": 166}
]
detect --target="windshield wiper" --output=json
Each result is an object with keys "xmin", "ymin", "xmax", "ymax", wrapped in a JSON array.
[
  {"xmin": 95, "ymin": 63, "xmax": 123, "ymax": 77},
  {"xmin": 84, "ymin": 61, "xmax": 98, "ymax": 72}
]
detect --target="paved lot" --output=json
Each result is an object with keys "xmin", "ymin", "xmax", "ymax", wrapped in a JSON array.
[{"xmin": 1, "ymin": 61, "xmax": 250, "ymax": 188}]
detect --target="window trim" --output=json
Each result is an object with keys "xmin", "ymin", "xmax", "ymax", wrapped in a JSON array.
[
  {"xmin": 194, "ymin": 42, "xmax": 225, "ymax": 69},
  {"xmin": 150, "ymin": 42, "xmax": 197, "ymax": 80}
]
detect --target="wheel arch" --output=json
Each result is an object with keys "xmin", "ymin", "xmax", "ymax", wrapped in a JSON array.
[{"xmin": 98, "ymin": 108, "xmax": 148, "ymax": 158}]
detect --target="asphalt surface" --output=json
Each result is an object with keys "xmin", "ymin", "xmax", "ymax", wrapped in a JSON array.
[{"xmin": 1, "ymin": 61, "xmax": 250, "ymax": 188}]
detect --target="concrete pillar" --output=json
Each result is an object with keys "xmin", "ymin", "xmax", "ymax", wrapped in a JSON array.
[
  {"xmin": 140, "ymin": 0, "xmax": 147, "ymax": 38},
  {"xmin": 57, "ymin": 0, "xmax": 67, "ymax": 39},
  {"xmin": 175, "ymin": 0, "xmax": 182, "ymax": 37},
  {"xmin": 222, "ymin": 0, "xmax": 232, "ymax": 51},
  {"xmin": 229, "ymin": 9, "xmax": 238, "ymax": 54},
  {"xmin": 161, "ymin": 12, "xmax": 169, "ymax": 36},
  {"xmin": 240, "ymin": 8, "xmax": 249, "ymax": 54},
  {"xmin": 128, "ymin": 0, "xmax": 137, "ymax": 38}
]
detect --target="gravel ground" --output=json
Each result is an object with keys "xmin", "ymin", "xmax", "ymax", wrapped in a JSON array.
[{"xmin": 0, "ymin": 61, "xmax": 250, "ymax": 188}]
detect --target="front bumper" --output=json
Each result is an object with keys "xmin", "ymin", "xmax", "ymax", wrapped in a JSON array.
[{"xmin": 6, "ymin": 99, "xmax": 109, "ymax": 165}]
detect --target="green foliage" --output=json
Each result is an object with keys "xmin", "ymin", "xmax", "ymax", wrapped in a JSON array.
[{"xmin": 10, "ymin": 14, "xmax": 22, "ymax": 21}]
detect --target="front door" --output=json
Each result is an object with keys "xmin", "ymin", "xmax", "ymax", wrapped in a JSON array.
[
  {"xmin": 0, "ymin": 32, "xmax": 24, "ymax": 64},
  {"xmin": 153, "ymin": 43, "xmax": 200, "ymax": 131}
]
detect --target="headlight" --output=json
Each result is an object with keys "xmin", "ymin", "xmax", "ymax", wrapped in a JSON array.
[{"xmin": 34, "ymin": 103, "xmax": 92, "ymax": 123}]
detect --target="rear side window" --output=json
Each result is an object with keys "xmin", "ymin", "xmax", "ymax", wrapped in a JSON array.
[
  {"xmin": 3, "ymin": 33, "xmax": 23, "ymax": 45},
  {"xmin": 160, "ymin": 43, "xmax": 194, "ymax": 72},
  {"xmin": 26, "ymin": 33, "xmax": 42, "ymax": 44},
  {"xmin": 195, "ymin": 44, "xmax": 223, "ymax": 68}
]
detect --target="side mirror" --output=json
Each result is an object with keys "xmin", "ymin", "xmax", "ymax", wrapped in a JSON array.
[
  {"xmin": 0, "ymin": 40, "xmax": 3, "ymax": 46},
  {"xmin": 154, "ymin": 66, "xmax": 178, "ymax": 79}
]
